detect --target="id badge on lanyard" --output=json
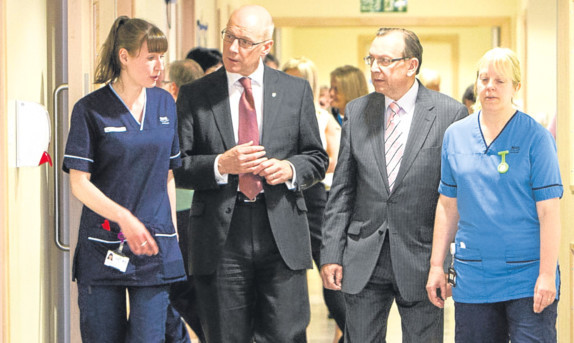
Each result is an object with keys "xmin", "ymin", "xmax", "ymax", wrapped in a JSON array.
[{"xmin": 104, "ymin": 232, "xmax": 130, "ymax": 272}]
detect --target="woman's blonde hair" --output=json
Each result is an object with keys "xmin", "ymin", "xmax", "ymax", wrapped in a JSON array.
[
  {"xmin": 94, "ymin": 16, "xmax": 168, "ymax": 84},
  {"xmin": 473, "ymin": 47, "xmax": 521, "ymax": 112},
  {"xmin": 282, "ymin": 57, "xmax": 319, "ymax": 101},
  {"xmin": 330, "ymin": 65, "xmax": 369, "ymax": 104}
]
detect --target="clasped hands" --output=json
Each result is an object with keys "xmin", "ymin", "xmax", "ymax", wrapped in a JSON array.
[{"xmin": 218, "ymin": 141, "xmax": 293, "ymax": 185}]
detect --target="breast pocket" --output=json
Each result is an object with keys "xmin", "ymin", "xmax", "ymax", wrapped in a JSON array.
[{"xmin": 409, "ymin": 146, "xmax": 441, "ymax": 191}]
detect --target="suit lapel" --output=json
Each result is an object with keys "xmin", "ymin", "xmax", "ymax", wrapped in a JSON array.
[
  {"xmin": 207, "ymin": 68, "xmax": 235, "ymax": 150},
  {"xmin": 364, "ymin": 92, "xmax": 391, "ymax": 192},
  {"xmin": 393, "ymin": 85, "xmax": 436, "ymax": 189},
  {"xmin": 261, "ymin": 66, "xmax": 280, "ymax": 146}
]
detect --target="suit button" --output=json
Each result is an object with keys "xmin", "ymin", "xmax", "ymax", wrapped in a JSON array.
[
  {"xmin": 225, "ymin": 207, "xmax": 232, "ymax": 214},
  {"xmin": 378, "ymin": 230, "xmax": 384, "ymax": 235}
]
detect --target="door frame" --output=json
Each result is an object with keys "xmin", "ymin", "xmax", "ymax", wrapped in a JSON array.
[
  {"xmin": 556, "ymin": 0, "xmax": 573, "ymax": 341},
  {"xmin": 68, "ymin": 2, "xmax": 94, "ymax": 341}
]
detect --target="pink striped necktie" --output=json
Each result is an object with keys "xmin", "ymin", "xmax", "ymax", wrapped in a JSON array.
[
  {"xmin": 385, "ymin": 101, "xmax": 404, "ymax": 191},
  {"xmin": 238, "ymin": 77, "xmax": 263, "ymax": 200}
]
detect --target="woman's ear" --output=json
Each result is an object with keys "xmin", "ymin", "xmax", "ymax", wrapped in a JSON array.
[{"xmin": 118, "ymin": 48, "xmax": 129, "ymax": 66}]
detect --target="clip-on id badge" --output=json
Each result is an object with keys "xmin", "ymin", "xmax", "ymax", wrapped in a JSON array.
[
  {"xmin": 104, "ymin": 232, "xmax": 130, "ymax": 273},
  {"xmin": 448, "ymin": 243, "xmax": 457, "ymax": 287}
]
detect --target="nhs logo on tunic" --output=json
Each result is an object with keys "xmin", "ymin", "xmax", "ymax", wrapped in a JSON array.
[{"xmin": 160, "ymin": 117, "xmax": 170, "ymax": 125}]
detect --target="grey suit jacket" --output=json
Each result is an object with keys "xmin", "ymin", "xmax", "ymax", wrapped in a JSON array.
[
  {"xmin": 176, "ymin": 66, "xmax": 328, "ymax": 275},
  {"xmin": 320, "ymin": 83, "xmax": 467, "ymax": 301}
]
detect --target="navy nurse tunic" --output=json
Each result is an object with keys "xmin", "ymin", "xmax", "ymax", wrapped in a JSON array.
[
  {"xmin": 63, "ymin": 84, "xmax": 186, "ymax": 286},
  {"xmin": 439, "ymin": 111, "xmax": 563, "ymax": 303}
]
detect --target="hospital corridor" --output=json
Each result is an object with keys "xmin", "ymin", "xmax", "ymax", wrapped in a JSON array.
[{"xmin": 1, "ymin": 0, "xmax": 573, "ymax": 342}]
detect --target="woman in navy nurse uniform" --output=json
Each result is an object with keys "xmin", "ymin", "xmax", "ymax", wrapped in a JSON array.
[
  {"xmin": 63, "ymin": 16, "xmax": 186, "ymax": 342},
  {"xmin": 426, "ymin": 48, "xmax": 562, "ymax": 343}
]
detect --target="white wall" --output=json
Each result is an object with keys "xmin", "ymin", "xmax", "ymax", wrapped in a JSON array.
[
  {"xmin": 5, "ymin": 0, "xmax": 50, "ymax": 341},
  {"xmin": 523, "ymin": 0, "xmax": 556, "ymax": 125}
]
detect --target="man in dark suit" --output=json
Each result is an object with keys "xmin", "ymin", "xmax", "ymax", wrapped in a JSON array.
[
  {"xmin": 176, "ymin": 5, "xmax": 328, "ymax": 343},
  {"xmin": 320, "ymin": 28, "xmax": 467, "ymax": 342}
]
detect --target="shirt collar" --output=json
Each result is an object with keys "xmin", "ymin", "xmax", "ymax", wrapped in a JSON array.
[
  {"xmin": 385, "ymin": 80, "xmax": 419, "ymax": 115},
  {"xmin": 226, "ymin": 58, "xmax": 265, "ymax": 88}
]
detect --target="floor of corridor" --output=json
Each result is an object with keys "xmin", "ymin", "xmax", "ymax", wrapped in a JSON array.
[
  {"xmin": 305, "ymin": 267, "xmax": 455, "ymax": 343},
  {"xmin": 189, "ymin": 266, "xmax": 455, "ymax": 342}
]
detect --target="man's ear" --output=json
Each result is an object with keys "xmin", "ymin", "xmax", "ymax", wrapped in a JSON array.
[
  {"xmin": 261, "ymin": 40, "xmax": 274, "ymax": 57},
  {"xmin": 407, "ymin": 58, "xmax": 419, "ymax": 77}
]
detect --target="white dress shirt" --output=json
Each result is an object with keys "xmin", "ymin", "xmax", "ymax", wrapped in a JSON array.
[
  {"xmin": 384, "ymin": 80, "xmax": 419, "ymax": 144},
  {"xmin": 214, "ymin": 59, "xmax": 296, "ymax": 188}
]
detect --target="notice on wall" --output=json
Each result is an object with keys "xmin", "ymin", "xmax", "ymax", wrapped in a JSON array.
[
  {"xmin": 361, "ymin": 0, "xmax": 408, "ymax": 12},
  {"xmin": 197, "ymin": 20, "xmax": 209, "ymax": 47}
]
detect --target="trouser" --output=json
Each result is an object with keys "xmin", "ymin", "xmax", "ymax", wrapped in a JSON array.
[
  {"xmin": 167, "ymin": 209, "xmax": 205, "ymax": 342},
  {"xmin": 195, "ymin": 197, "xmax": 310, "ymax": 343},
  {"xmin": 344, "ymin": 236, "xmax": 443, "ymax": 343},
  {"xmin": 305, "ymin": 183, "xmax": 346, "ymax": 343},
  {"xmin": 77, "ymin": 283, "xmax": 170, "ymax": 343},
  {"xmin": 455, "ymin": 297, "xmax": 558, "ymax": 343}
]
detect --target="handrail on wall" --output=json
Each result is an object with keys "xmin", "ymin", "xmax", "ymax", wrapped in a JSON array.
[{"xmin": 53, "ymin": 84, "xmax": 69, "ymax": 252}]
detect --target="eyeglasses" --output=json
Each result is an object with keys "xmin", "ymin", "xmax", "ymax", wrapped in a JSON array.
[
  {"xmin": 363, "ymin": 55, "xmax": 410, "ymax": 67},
  {"xmin": 221, "ymin": 29, "xmax": 269, "ymax": 50}
]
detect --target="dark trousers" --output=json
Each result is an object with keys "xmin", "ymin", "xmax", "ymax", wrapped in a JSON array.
[
  {"xmin": 167, "ymin": 209, "xmax": 205, "ymax": 343},
  {"xmin": 344, "ymin": 236, "xmax": 443, "ymax": 343},
  {"xmin": 165, "ymin": 303, "xmax": 192, "ymax": 343},
  {"xmin": 195, "ymin": 197, "xmax": 310, "ymax": 343},
  {"xmin": 455, "ymin": 297, "xmax": 558, "ymax": 343},
  {"xmin": 304, "ymin": 183, "xmax": 346, "ymax": 342},
  {"xmin": 78, "ymin": 284, "xmax": 170, "ymax": 343}
]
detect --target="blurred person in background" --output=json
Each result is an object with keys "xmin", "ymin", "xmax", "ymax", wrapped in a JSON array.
[
  {"xmin": 318, "ymin": 85, "xmax": 332, "ymax": 112},
  {"xmin": 282, "ymin": 56, "xmax": 344, "ymax": 343},
  {"xmin": 329, "ymin": 65, "xmax": 369, "ymax": 126},
  {"xmin": 186, "ymin": 47, "xmax": 222, "ymax": 74},
  {"xmin": 461, "ymin": 83, "xmax": 476, "ymax": 114},
  {"xmin": 419, "ymin": 68, "xmax": 441, "ymax": 92},
  {"xmin": 264, "ymin": 53, "xmax": 280, "ymax": 69},
  {"xmin": 165, "ymin": 58, "xmax": 206, "ymax": 343}
]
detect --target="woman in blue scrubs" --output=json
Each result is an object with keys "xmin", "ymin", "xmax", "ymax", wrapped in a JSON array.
[
  {"xmin": 63, "ymin": 16, "xmax": 186, "ymax": 342},
  {"xmin": 426, "ymin": 48, "xmax": 562, "ymax": 342}
]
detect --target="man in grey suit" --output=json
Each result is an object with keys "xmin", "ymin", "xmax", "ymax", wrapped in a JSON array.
[
  {"xmin": 176, "ymin": 5, "xmax": 328, "ymax": 343},
  {"xmin": 320, "ymin": 28, "xmax": 467, "ymax": 342}
]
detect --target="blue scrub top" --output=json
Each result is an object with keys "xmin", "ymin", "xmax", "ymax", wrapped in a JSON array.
[
  {"xmin": 63, "ymin": 84, "xmax": 186, "ymax": 286},
  {"xmin": 439, "ymin": 111, "xmax": 562, "ymax": 303}
]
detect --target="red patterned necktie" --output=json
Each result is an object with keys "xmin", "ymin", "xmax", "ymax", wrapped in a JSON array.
[
  {"xmin": 238, "ymin": 77, "xmax": 263, "ymax": 200},
  {"xmin": 385, "ymin": 102, "xmax": 404, "ymax": 191}
]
